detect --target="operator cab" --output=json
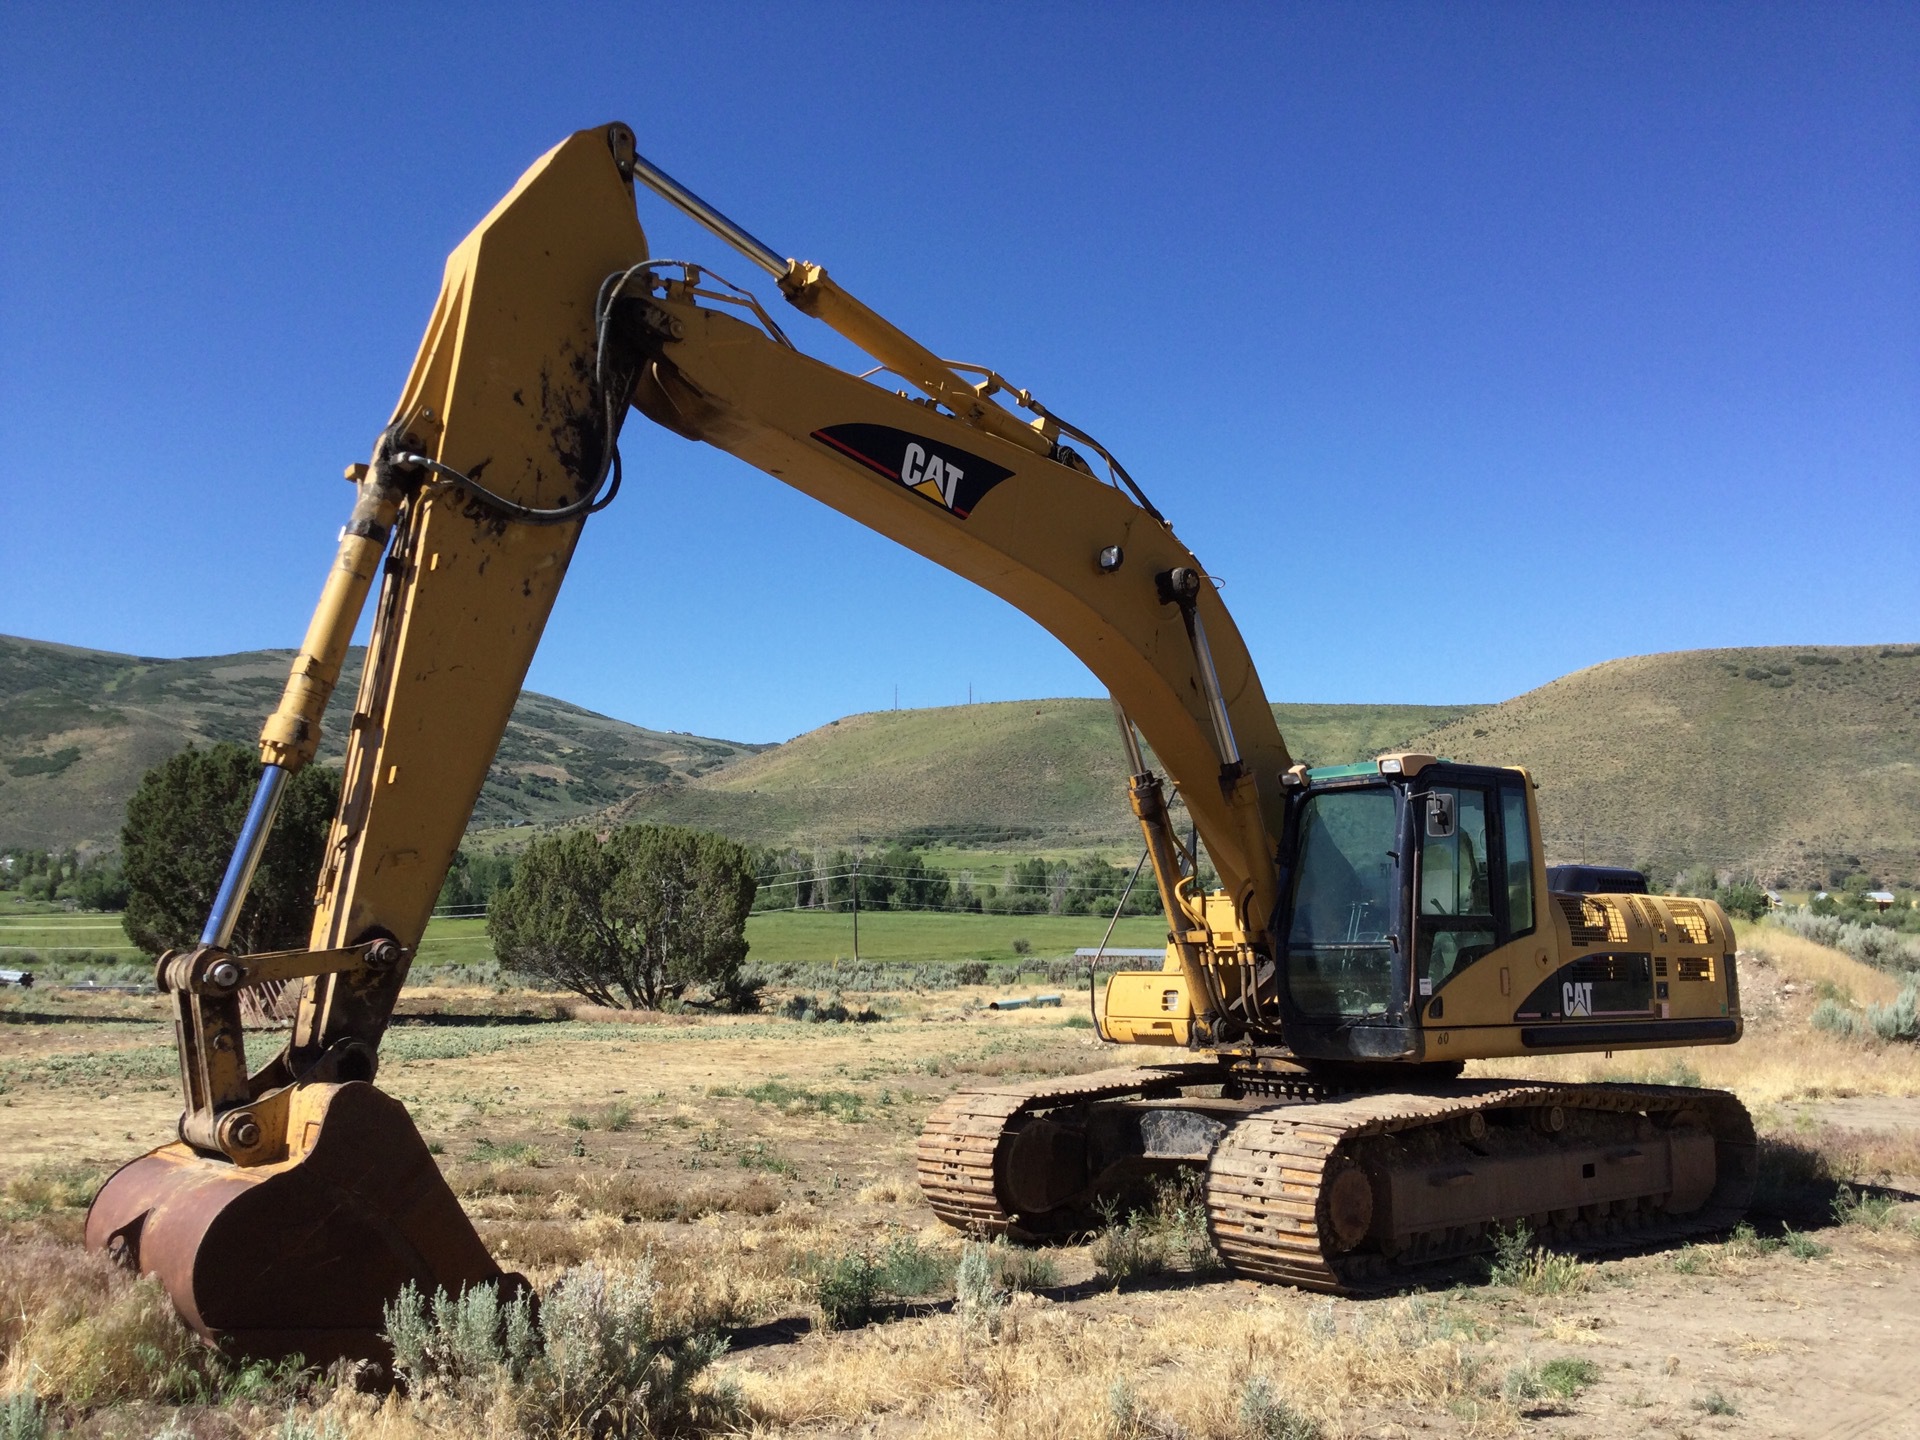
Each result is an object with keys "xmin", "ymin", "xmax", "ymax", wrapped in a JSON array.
[{"xmin": 1273, "ymin": 754, "xmax": 1537, "ymax": 1064}]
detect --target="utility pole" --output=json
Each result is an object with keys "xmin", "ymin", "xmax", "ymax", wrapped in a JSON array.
[{"xmin": 850, "ymin": 848, "xmax": 860, "ymax": 963}]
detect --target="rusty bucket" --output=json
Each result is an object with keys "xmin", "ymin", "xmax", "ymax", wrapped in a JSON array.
[{"xmin": 87, "ymin": 1081, "xmax": 521, "ymax": 1364}]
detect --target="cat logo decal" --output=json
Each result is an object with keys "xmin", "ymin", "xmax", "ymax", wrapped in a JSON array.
[
  {"xmin": 1562, "ymin": 980, "xmax": 1594, "ymax": 1018},
  {"xmin": 811, "ymin": 423, "xmax": 1014, "ymax": 518}
]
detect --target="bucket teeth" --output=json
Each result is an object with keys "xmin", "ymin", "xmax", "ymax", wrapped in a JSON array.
[{"xmin": 86, "ymin": 1081, "xmax": 523, "ymax": 1364}]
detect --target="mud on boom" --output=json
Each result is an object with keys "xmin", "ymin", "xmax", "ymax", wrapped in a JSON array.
[{"xmin": 89, "ymin": 123, "xmax": 1754, "ymax": 1361}]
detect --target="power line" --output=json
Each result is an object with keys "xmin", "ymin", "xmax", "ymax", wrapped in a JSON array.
[
  {"xmin": 735, "ymin": 897, "xmax": 1164, "ymax": 919},
  {"xmin": 751, "ymin": 867, "xmax": 1120, "ymax": 892}
]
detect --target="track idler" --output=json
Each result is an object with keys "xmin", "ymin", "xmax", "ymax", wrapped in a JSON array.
[{"xmin": 87, "ymin": 1081, "xmax": 522, "ymax": 1365}]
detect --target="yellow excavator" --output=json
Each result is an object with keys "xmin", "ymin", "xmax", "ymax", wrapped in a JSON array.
[{"xmin": 87, "ymin": 123, "xmax": 1754, "ymax": 1360}]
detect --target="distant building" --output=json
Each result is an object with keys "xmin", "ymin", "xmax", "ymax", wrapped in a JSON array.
[
  {"xmin": 1764, "ymin": 889, "xmax": 1783, "ymax": 909},
  {"xmin": 1867, "ymin": 890, "xmax": 1896, "ymax": 912}
]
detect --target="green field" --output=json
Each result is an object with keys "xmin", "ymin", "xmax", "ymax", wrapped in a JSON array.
[
  {"xmin": 2, "ymin": 905, "xmax": 1169, "ymax": 976},
  {"xmin": 415, "ymin": 909, "xmax": 1170, "ymax": 972},
  {"xmin": 0, "ymin": 906, "xmax": 142, "ymax": 960}
]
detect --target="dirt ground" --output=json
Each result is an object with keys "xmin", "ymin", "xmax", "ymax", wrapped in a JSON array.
[{"xmin": 3, "ymin": 962, "xmax": 1918, "ymax": 1438}]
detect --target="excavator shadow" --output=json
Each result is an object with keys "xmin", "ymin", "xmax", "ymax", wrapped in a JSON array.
[
  {"xmin": 1, "ymin": 1010, "xmax": 159, "ymax": 1027},
  {"xmin": 1753, "ymin": 1181, "xmax": 1919, "ymax": 1232},
  {"xmin": 385, "ymin": 1012, "xmax": 561, "ymax": 1028},
  {"xmin": 717, "ymin": 1228, "xmax": 1848, "ymax": 1357},
  {"xmin": 719, "ymin": 1315, "xmax": 815, "ymax": 1353},
  {"xmin": 714, "ymin": 1302, "xmax": 961, "ymax": 1353},
  {"xmin": 1045, "ymin": 1267, "xmax": 1249, "ymax": 1302},
  {"xmin": 1749, "ymin": 1133, "xmax": 1919, "ymax": 1229}
]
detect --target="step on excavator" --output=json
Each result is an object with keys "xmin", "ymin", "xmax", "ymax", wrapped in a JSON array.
[{"xmin": 88, "ymin": 124, "xmax": 1755, "ymax": 1362}]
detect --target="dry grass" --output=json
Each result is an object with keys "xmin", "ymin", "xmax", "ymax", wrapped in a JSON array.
[
  {"xmin": 1835, "ymin": 1129, "xmax": 1920, "ymax": 1182},
  {"xmin": 1538, "ymin": 1315, "xmax": 1617, "ymax": 1348},
  {"xmin": 479, "ymin": 1206, "xmax": 879, "ymax": 1333},
  {"xmin": 483, "ymin": 1215, "xmax": 832, "ymax": 1332},
  {"xmin": 6, "ymin": 922, "xmax": 1918, "ymax": 1439},
  {"xmin": 927, "ymin": 1044, "xmax": 1117, "ymax": 1080},
  {"xmin": 648, "ymin": 1226, "xmax": 830, "ymax": 1335},
  {"xmin": 302, "ymin": 1388, "xmax": 525, "ymax": 1440},
  {"xmin": 1, "ymin": 1165, "xmax": 103, "ymax": 1247},
  {"xmin": 730, "ymin": 1289, "xmax": 1499, "ymax": 1438},
  {"xmin": 480, "ymin": 1215, "xmax": 639, "ymax": 1274},
  {"xmin": 2, "ymin": 1168, "xmax": 100, "ymax": 1214},
  {"xmin": 0, "ymin": 1238, "xmax": 207, "ymax": 1406},
  {"xmin": 454, "ymin": 1163, "xmax": 782, "ymax": 1224},
  {"xmin": 556, "ymin": 1003, "xmax": 703, "ymax": 1027},
  {"xmin": 462, "ymin": 1168, "xmax": 789, "ymax": 1289},
  {"xmin": 856, "ymin": 1174, "xmax": 919, "ymax": 1205},
  {"xmin": 279, "ymin": 1291, "xmax": 1504, "ymax": 1440},
  {"xmin": 1735, "ymin": 921, "xmax": 1907, "ymax": 1006}
]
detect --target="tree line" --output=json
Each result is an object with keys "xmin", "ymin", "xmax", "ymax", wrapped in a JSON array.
[
  {"xmin": 745, "ymin": 845, "xmax": 1176, "ymax": 918},
  {"xmin": 440, "ymin": 843, "xmax": 1184, "ymax": 920},
  {"xmin": 0, "ymin": 845, "xmax": 128, "ymax": 911},
  {"xmin": 33, "ymin": 740, "xmax": 1196, "ymax": 1014}
]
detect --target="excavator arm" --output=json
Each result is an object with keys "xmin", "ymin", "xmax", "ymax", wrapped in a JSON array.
[{"xmin": 87, "ymin": 122, "xmax": 1297, "ymax": 1361}]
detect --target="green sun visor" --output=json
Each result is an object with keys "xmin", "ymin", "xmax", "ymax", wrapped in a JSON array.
[{"xmin": 1306, "ymin": 761, "xmax": 1386, "ymax": 782}]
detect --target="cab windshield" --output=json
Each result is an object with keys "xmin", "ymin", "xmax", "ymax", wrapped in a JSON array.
[{"xmin": 1285, "ymin": 786, "xmax": 1401, "ymax": 1020}]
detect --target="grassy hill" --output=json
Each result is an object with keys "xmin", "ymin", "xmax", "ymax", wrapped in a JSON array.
[
  {"xmin": 606, "ymin": 645, "xmax": 1919, "ymax": 885},
  {"xmin": 9, "ymin": 632, "xmax": 1915, "ymax": 888},
  {"xmin": 0, "ymin": 635, "xmax": 763, "ymax": 851},
  {"xmin": 1406, "ymin": 645, "xmax": 1920, "ymax": 885},
  {"xmin": 606, "ymin": 697, "xmax": 1482, "ymax": 849}
]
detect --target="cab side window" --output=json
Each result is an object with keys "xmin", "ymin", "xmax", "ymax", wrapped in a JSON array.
[
  {"xmin": 1420, "ymin": 787, "xmax": 1490, "ymax": 917},
  {"xmin": 1418, "ymin": 786, "xmax": 1496, "ymax": 993},
  {"xmin": 1500, "ymin": 783, "xmax": 1535, "ymax": 937}
]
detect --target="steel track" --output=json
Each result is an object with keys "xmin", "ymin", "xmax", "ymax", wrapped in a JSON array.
[
  {"xmin": 919, "ymin": 1071, "xmax": 1755, "ymax": 1288},
  {"xmin": 915, "ymin": 1064, "xmax": 1212, "ymax": 1236},
  {"xmin": 1207, "ymin": 1081, "xmax": 1755, "ymax": 1290}
]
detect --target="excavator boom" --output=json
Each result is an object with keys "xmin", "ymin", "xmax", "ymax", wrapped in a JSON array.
[{"xmin": 87, "ymin": 122, "xmax": 1290, "ymax": 1359}]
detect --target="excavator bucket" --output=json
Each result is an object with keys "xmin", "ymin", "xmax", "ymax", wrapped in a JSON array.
[{"xmin": 87, "ymin": 1082, "xmax": 519, "ymax": 1364}]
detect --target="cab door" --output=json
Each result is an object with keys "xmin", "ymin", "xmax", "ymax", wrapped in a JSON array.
[{"xmin": 1413, "ymin": 770, "xmax": 1537, "ymax": 1020}]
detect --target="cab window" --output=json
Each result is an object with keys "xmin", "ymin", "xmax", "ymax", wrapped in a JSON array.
[
  {"xmin": 1285, "ymin": 787, "xmax": 1400, "ymax": 1020},
  {"xmin": 1417, "ymin": 786, "xmax": 1496, "ymax": 993},
  {"xmin": 1500, "ymin": 783, "xmax": 1535, "ymax": 936},
  {"xmin": 1420, "ymin": 787, "xmax": 1490, "ymax": 917}
]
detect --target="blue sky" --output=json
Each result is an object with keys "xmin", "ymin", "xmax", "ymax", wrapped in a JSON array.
[{"xmin": 3, "ymin": 3, "xmax": 1914, "ymax": 744}]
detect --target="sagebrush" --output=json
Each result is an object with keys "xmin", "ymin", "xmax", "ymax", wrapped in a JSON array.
[{"xmin": 383, "ymin": 1262, "xmax": 734, "ymax": 1436}]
